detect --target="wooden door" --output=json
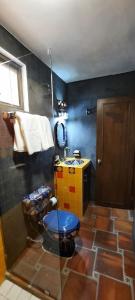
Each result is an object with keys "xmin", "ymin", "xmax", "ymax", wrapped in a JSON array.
[{"xmin": 96, "ymin": 97, "xmax": 135, "ymax": 209}]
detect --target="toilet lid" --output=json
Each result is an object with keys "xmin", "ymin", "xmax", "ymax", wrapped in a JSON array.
[{"xmin": 43, "ymin": 210, "xmax": 80, "ymax": 234}]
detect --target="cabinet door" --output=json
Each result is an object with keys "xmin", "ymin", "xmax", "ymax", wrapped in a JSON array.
[
  {"xmin": 96, "ymin": 97, "xmax": 135, "ymax": 208},
  {"xmin": 83, "ymin": 166, "xmax": 91, "ymax": 213}
]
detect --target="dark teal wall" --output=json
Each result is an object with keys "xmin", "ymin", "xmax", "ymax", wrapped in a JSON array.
[
  {"xmin": 67, "ymin": 72, "xmax": 135, "ymax": 200},
  {"xmin": 0, "ymin": 25, "xmax": 66, "ymax": 215},
  {"xmin": 0, "ymin": 25, "xmax": 67, "ymax": 267}
]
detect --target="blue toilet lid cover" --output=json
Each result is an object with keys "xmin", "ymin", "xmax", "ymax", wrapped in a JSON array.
[{"xmin": 43, "ymin": 210, "xmax": 80, "ymax": 234}]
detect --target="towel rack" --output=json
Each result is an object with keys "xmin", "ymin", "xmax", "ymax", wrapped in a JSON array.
[{"xmin": 3, "ymin": 112, "xmax": 16, "ymax": 120}]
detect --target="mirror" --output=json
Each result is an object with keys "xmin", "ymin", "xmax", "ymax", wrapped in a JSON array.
[{"xmin": 55, "ymin": 121, "xmax": 67, "ymax": 148}]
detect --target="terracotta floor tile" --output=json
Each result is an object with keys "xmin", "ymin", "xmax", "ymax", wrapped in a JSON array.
[
  {"xmin": 16, "ymin": 247, "xmax": 42, "ymax": 267},
  {"xmin": 111, "ymin": 208, "xmax": 129, "ymax": 220},
  {"xmin": 62, "ymin": 271, "xmax": 97, "ymax": 300},
  {"xmin": 118, "ymin": 233, "xmax": 134, "ymax": 251},
  {"xmin": 97, "ymin": 275, "xmax": 132, "ymax": 300},
  {"xmin": 94, "ymin": 230, "xmax": 117, "ymax": 251},
  {"xmin": 75, "ymin": 223, "xmax": 94, "ymax": 249},
  {"xmin": 80, "ymin": 221, "xmax": 93, "ymax": 231},
  {"xmin": 124, "ymin": 250, "xmax": 135, "ymax": 279},
  {"xmin": 81, "ymin": 215, "xmax": 96, "ymax": 227},
  {"xmin": 89, "ymin": 205, "xmax": 111, "ymax": 217},
  {"xmin": 11, "ymin": 261, "xmax": 36, "ymax": 283},
  {"xmin": 67, "ymin": 247, "xmax": 95, "ymax": 276},
  {"xmin": 94, "ymin": 215, "xmax": 113, "ymax": 232},
  {"xmin": 38, "ymin": 251, "xmax": 66, "ymax": 271},
  {"xmin": 84, "ymin": 205, "xmax": 94, "ymax": 218},
  {"xmin": 95, "ymin": 249, "xmax": 123, "ymax": 280},
  {"xmin": 115, "ymin": 220, "xmax": 133, "ymax": 234},
  {"xmin": 32, "ymin": 266, "xmax": 61, "ymax": 299}
]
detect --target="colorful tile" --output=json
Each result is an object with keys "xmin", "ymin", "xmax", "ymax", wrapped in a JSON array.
[
  {"xmin": 95, "ymin": 249, "xmax": 123, "ymax": 280},
  {"xmin": 67, "ymin": 247, "xmax": 95, "ymax": 276},
  {"xmin": 69, "ymin": 186, "xmax": 75, "ymax": 193},
  {"xmin": 97, "ymin": 275, "xmax": 132, "ymax": 300},
  {"xmin": 62, "ymin": 271, "xmax": 97, "ymax": 300},
  {"xmin": 57, "ymin": 172, "xmax": 63, "ymax": 178},
  {"xmin": 94, "ymin": 230, "xmax": 117, "ymax": 251},
  {"xmin": 64, "ymin": 203, "xmax": 70, "ymax": 209}
]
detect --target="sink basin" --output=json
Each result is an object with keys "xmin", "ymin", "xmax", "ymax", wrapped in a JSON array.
[{"xmin": 64, "ymin": 159, "xmax": 84, "ymax": 166}]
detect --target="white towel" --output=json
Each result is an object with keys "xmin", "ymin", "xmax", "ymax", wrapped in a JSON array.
[{"xmin": 14, "ymin": 111, "xmax": 54, "ymax": 155}]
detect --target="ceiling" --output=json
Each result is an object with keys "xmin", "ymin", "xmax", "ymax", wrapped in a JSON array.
[{"xmin": 0, "ymin": 0, "xmax": 135, "ymax": 83}]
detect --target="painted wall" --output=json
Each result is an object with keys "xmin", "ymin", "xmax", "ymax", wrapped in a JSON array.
[
  {"xmin": 67, "ymin": 72, "xmax": 135, "ymax": 200},
  {"xmin": 0, "ymin": 25, "xmax": 66, "ymax": 267}
]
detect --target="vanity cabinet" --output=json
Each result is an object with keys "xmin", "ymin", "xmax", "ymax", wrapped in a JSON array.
[
  {"xmin": 0, "ymin": 220, "xmax": 6, "ymax": 284},
  {"xmin": 54, "ymin": 159, "xmax": 90, "ymax": 218}
]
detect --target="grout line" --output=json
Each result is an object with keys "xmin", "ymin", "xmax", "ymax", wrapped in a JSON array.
[
  {"xmin": 130, "ymin": 279, "xmax": 134, "ymax": 300},
  {"xmin": 95, "ymin": 273, "xmax": 100, "ymax": 300},
  {"xmin": 112, "ymin": 218, "xmax": 116, "ymax": 233},
  {"xmin": 95, "ymin": 272, "xmax": 128, "ymax": 284},
  {"xmin": 92, "ymin": 230, "xmax": 97, "ymax": 249},
  {"xmin": 122, "ymin": 249, "xmax": 127, "ymax": 283},
  {"xmin": 116, "ymin": 231, "xmax": 119, "ymax": 252},
  {"xmin": 93, "ymin": 246, "xmax": 123, "ymax": 256},
  {"xmin": 92, "ymin": 245, "xmax": 98, "ymax": 278},
  {"xmin": 93, "ymin": 228, "xmax": 117, "ymax": 235},
  {"xmin": 68, "ymin": 269, "xmax": 97, "ymax": 282},
  {"xmin": 92, "ymin": 227, "xmax": 114, "ymax": 234}
]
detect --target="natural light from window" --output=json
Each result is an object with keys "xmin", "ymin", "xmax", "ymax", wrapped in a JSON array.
[{"xmin": 0, "ymin": 47, "xmax": 29, "ymax": 112}]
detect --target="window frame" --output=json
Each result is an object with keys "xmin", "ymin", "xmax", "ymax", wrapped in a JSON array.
[{"xmin": 0, "ymin": 47, "xmax": 29, "ymax": 112}]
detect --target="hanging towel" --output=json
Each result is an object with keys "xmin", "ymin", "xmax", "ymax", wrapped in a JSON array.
[
  {"xmin": 14, "ymin": 111, "xmax": 54, "ymax": 155},
  {"xmin": 40, "ymin": 116, "xmax": 54, "ymax": 150}
]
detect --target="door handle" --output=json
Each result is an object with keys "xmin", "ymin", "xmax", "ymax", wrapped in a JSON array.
[{"xmin": 97, "ymin": 159, "xmax": 102, "ymax": 165}]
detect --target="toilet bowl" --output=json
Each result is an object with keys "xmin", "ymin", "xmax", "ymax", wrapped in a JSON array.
[
  {"xmin": 42, "ymin": 210, "xmax": 80, "ymax": 257},
  {"xmin": 22, "ymin": 186, "xmax": 80, "ymax": 257}
]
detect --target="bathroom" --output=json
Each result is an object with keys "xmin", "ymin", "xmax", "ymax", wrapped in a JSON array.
[{"xmin": 0, "ymin": 1, "xmax": 135, "ymax": 299}]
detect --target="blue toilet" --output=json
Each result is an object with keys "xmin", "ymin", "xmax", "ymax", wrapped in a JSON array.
[
  {"xmin": 43, "ymin": 210, "xmax": 80, "ymax": 257},
  {"xmin": 22, "ymin": 186, "xmax": 80, "ymax": 257}
]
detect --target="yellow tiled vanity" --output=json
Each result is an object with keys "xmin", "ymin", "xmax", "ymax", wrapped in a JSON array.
[
  {"xmin": 0, "ymin": 220, "xmax": 6, "ymax": 283},
  {"xmin": 54, "ymin": 158, "xmax": 90, "ymax": 218}
]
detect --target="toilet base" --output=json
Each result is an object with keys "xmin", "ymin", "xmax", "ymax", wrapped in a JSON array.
[{"xmin": 42, "ymin": 230, "xmax": 75, "ymax": 257}]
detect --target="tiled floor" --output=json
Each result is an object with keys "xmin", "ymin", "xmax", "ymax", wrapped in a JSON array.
[
  {"xmin": 9, "ymin": 205, "xmax": 135, "ymax": 300},
  {"xmin": 0, "ymin": 280, "xmax": 40, "ymax": 300}
]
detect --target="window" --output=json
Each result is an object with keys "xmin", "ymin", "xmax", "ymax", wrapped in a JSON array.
[{"xmin": 0, "ymin": 47, "xmax": 29, "ymax": 112}]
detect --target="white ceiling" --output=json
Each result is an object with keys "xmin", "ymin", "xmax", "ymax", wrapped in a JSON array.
[{"xmin": 0, "ymin": 0, "xmax": 135, "ymax": 83}]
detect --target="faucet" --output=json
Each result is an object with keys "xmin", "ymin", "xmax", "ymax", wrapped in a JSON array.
[{"xmin": 64, "ymin": 147, "xmax": 70, "ymax": 160}]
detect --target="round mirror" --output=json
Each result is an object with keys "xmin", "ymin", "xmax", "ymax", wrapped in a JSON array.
[{"xmin": 55, "ymin": 121, "xmax": 67, "ymax": 148}]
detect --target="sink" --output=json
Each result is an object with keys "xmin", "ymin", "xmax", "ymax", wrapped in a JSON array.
[{"xmin": 64, "ymin": 159, "xmax": 84, "ymax": 166}]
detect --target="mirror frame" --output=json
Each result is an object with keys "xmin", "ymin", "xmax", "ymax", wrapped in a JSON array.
[{"xmin": 55, "ymin": 121, "xmax": 67, "ymax": 149}]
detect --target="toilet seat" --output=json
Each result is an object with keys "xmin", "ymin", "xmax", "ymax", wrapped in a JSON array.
[{"xmin": 43, "ymin": 210, "xmax": 80, "ymax": 234}]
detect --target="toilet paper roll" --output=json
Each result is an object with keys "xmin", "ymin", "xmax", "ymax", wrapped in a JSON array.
[{"xmin": 50, "ymin": 197, "xmax": 57, "ymax": 206}]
